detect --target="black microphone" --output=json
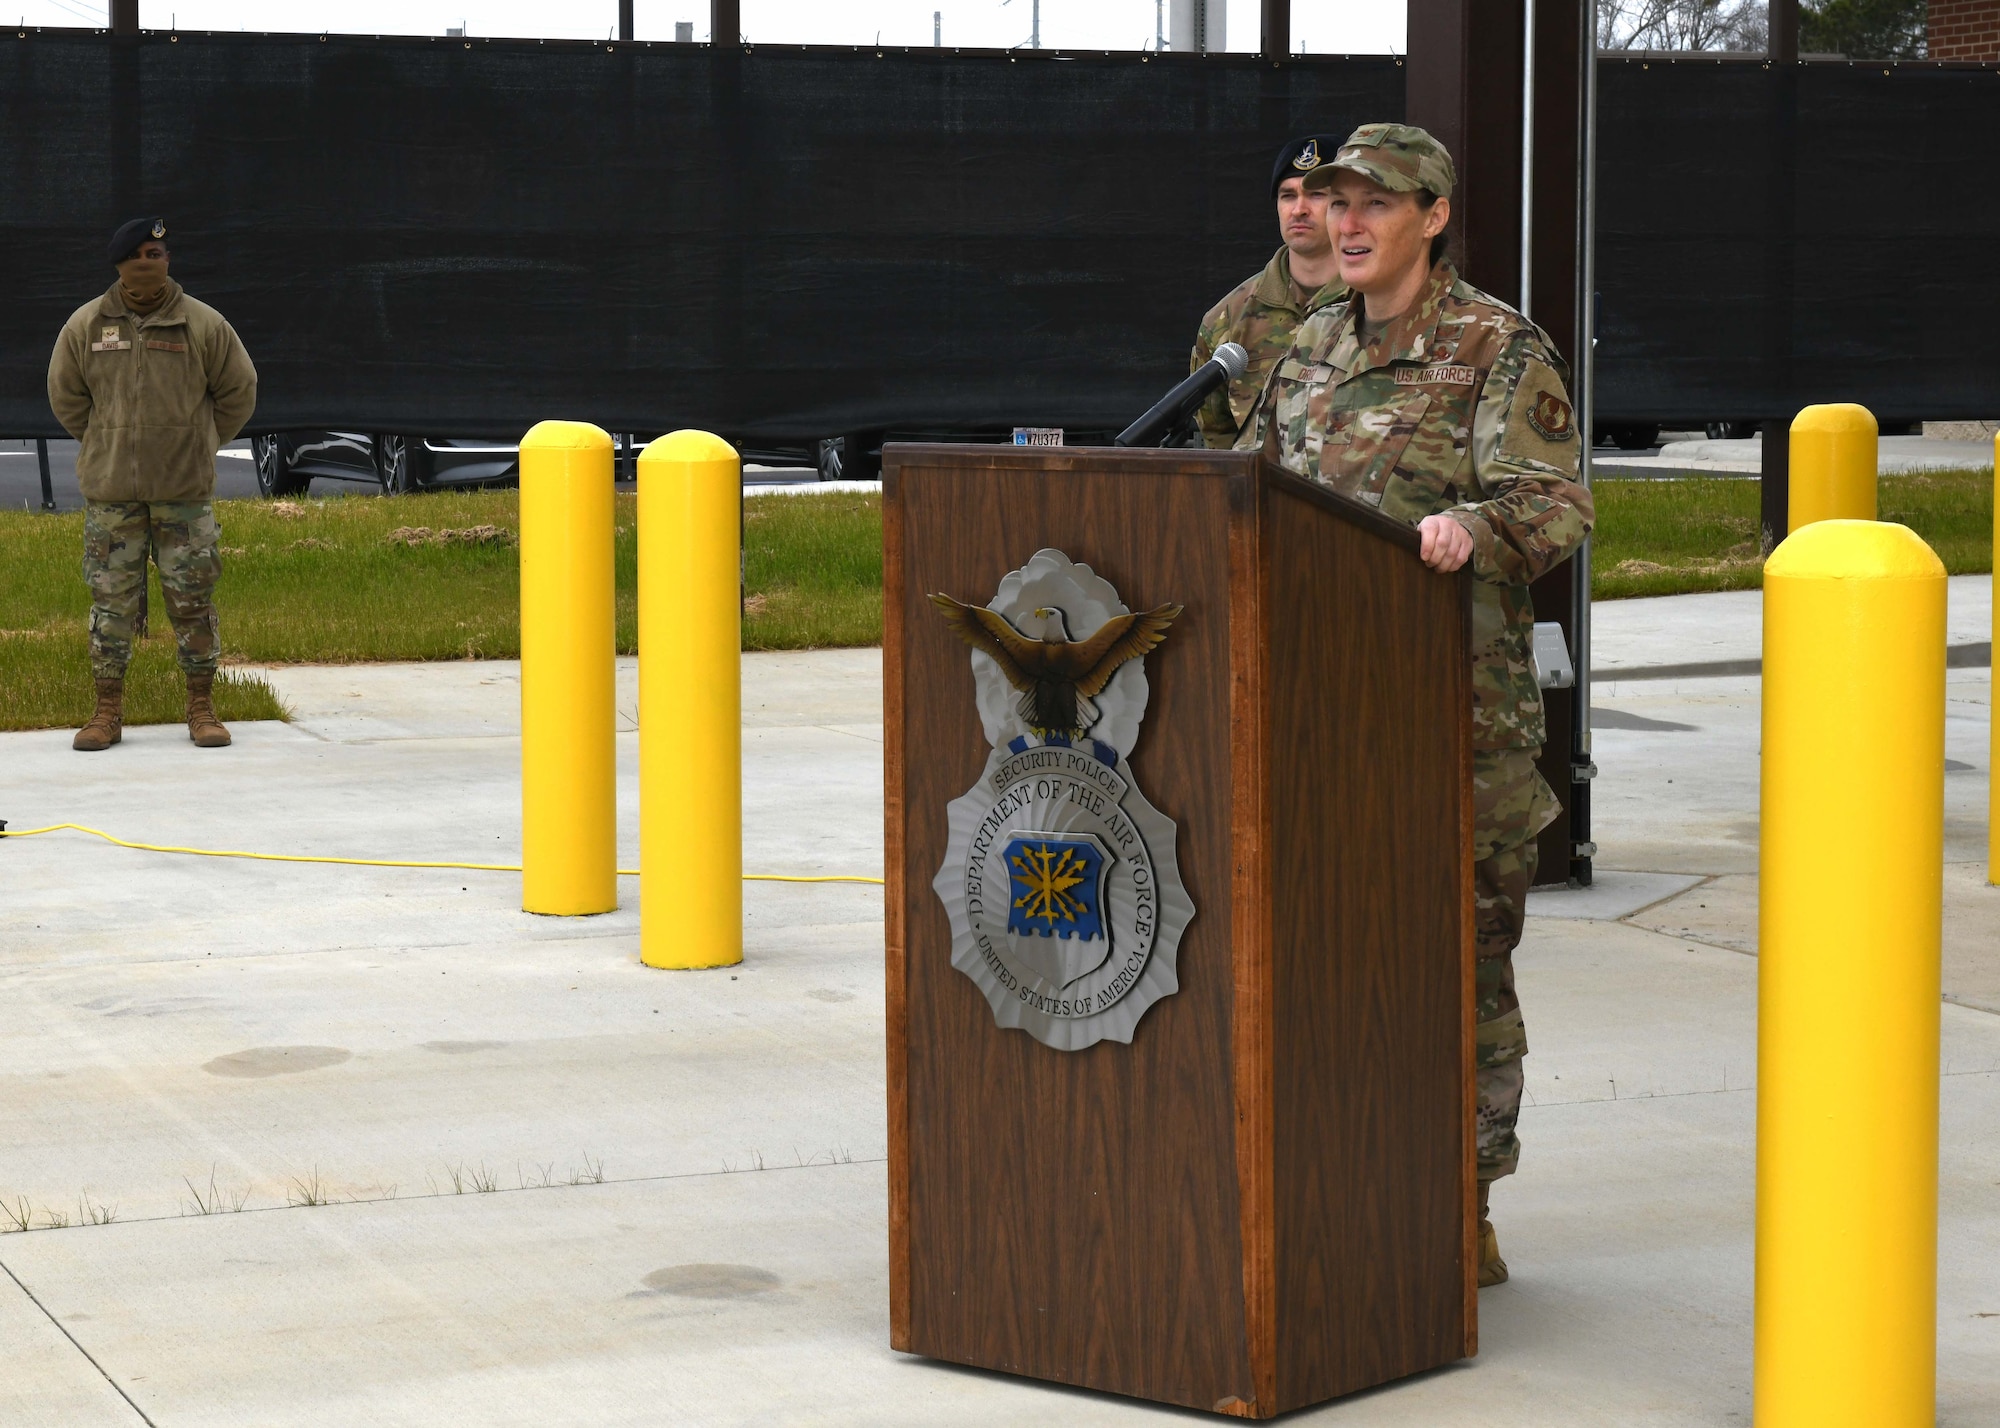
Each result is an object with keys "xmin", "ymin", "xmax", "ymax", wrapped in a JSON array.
[{"xmin": 1113, "ymin": 342, "xmax": 1250, "ymax": 448}]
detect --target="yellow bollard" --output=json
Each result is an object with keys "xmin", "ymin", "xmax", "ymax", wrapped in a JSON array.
[
  {"xmin": 638, "ymin": 430, "xmax": 743, "ymax": 969},
  {"xmin": 518, "ymin": 421, "xmax": 618, "ymax": 915},
  {"xmin": 1757, "ymin": 519, "xmax": 1945, "ymax": 1428},
  {"xmin": 1788, "ymin": 403, "xmax": 1878, "ymax": 532}
]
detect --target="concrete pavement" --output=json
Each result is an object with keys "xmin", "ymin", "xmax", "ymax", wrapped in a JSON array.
[
  {"xmin": 2, "ymin": 589, "xmax": 1998, "ymax": 1424},
  {"xmin": 1594, "ymin": 432, "xmax": 1995, "ymax": 479}
]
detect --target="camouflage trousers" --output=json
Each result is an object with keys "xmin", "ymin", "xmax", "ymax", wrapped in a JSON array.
[
  {"xmin": 82, "ymin": 501, "xmax": 223, "ymax": 679},
  {"xmin": 1473, "ymin": 746, "xmax": 1561, "ymax": 1184}
]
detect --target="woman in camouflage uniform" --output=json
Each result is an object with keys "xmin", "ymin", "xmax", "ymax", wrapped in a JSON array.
[{"xmin": 1238, "ymin": 123, "xmax": 1594, "ymax": 1287}]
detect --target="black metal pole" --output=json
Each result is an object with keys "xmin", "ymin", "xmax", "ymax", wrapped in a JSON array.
[
  {"xmin": 1260, "ymin": 0, "xmax": 1290, "ymax": 57},
  {"xmin": 110, "ymin": 2, "xmax": 140, "ymax": 220},
  {"xmin": 1761, "ymin": 420, "xmax": 1791, "ymax": 553},
  {"xmin": 619, "ymin": 0, "xmax": 633, "ymax": 42},
  {"xmin": 711, "ymin": 0, "xmax": 738, "ymax": 44},
  {"xmin": 1569, "ymin": 0, "xmax": 1596, "ymax": 887},
  {"xmin": 1769, "ymin": 0, "xmax": 1799, "ymax": 61},
  {"xmin": 36, "ymin": 438, "xmax": 56, "ymax": 512},
  {"xmin": 1761, "ymin": 0, "xmax": 1799, "ymax": 553}
]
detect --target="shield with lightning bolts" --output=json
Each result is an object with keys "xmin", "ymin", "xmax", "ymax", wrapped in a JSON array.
[{"xmin": 1002, "ymin": 831, "xmax": 1110, "ymax": 988}]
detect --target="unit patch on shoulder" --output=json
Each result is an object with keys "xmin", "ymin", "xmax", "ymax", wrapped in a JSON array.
[
  {"xmin": 1527, "ymin": 390, "xmax": 1574, "ymax": 442},
  {"xmin": 1497, "ymin": 354, "xmax": 1582, "ymax": 473}
]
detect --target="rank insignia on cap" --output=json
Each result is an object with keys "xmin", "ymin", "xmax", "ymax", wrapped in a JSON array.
[
  {"xmin": 1291, "ymin": 138, "xmax": 1321, "ymax": 170},
  {"xmin": 1528, "ymin": 391, "xmax": 1575, "ymax": 442},
  {"xmin": 150, "ymin": 220, "xmax": 166, "ymax": 239}
]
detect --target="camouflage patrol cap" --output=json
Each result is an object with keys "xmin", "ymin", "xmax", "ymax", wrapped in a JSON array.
[{"xmin": 1302, "ymin": 123, "xmax": 1456, "ymax": 200}]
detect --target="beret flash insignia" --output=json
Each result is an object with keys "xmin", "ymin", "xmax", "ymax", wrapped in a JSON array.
[
  {"xmin": 1527, "ymin": 391, "xmax": 1575, "ymax": 442},
  {"xmin": 150, "ymin": 220, "xmax": 166, "ymax": 239},
  {"xmin": 1291, "ymin": 138, "xmax": 1321, "ymax": 170}
]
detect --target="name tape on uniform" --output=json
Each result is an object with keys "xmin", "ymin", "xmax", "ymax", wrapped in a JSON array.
[{"xmin": 1393, "ymin": 364, "xmax": 1477, "ymax": 387}]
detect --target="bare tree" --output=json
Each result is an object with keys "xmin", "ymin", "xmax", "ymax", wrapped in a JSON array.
[
  {"xmin": 1800, "ymin": 0, "xmax": 1925, "ymax": 58},
  {"xmin": 1599, "ymin": 0, "xmax": 1770, "ymax": 52}
]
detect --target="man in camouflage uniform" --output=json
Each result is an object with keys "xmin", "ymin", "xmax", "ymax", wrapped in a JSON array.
[
  {"xmin": 48, "ymin": 217, "xmax": 258, "ymax": 751},
  {"xmin": 1188, "ymin": 134, "xmax": 1350, "ymax": 448},
  {"xmin": 1240, "ymin": 124, "xmax": 1593, "ymax": 1287}
]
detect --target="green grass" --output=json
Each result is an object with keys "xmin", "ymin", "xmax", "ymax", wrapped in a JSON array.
[
  {"xmin": 714, "ymin": 491, "xmax": 881, "ymax": 652},
  {"xmin": 0, "ymin": 488, "xmax": 882, "ymax": 730},
  {"xmin": 4, "ymin": 632, "xmax": 288, "ymax": 734},
  {"xmin": 1590, "ymin": 469, "xmax": 1993, "ymax": 600},
  {"xmin": 3, "ymin": 471, "xmax": 1985, "ymax": 731}
]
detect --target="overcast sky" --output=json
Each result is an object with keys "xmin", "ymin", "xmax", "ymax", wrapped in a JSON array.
[{"xmin": 17, "ymin": 0, "xmax": 1406, "ymax": 52}]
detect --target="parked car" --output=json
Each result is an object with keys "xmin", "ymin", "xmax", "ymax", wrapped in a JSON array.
[
  {"xmin": 251, "ymin": 426, "xmax": 1112, "ymax": 496},
  {"xmin": 1599, "ymin": 422, "xmax": 1749, "ymax": 449},
  {"xmin": 249, "ymin": 431, "xmax": 526, "ymax": 497},
  {"xmin": 1595, "ymin": 422, "xmax": 1660, "ymax": 451},
  {"xmin": 795, "ymin": 426, "xmax": 1123, "ymax": 481}
]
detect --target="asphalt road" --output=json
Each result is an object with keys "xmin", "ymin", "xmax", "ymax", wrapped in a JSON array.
[
  {"xmin": 1, "ymin": 439, "xmax": 829, "ymax": 514},
  {"xmin": 4, "ymin": 439, "xmax": 277, "ymax": 513}
]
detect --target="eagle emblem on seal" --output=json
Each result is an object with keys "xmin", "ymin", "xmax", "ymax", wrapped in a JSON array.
[
  {"xmin": 927, "ymin": 595, "xmax": 1181, "ymax": 740},
  {"xmin": 928, "ymin": 550, "xmax": 1196, "ymax": 1051}
]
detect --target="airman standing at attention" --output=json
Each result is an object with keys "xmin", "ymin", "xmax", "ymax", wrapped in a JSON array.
[
  {"xmin": 48, "ymin": 217, "xmax": 258, "ymax": 751},
  {"xmin": 1241, "ymin": 124, "xmax": 1593, "ymax": 1288},
  {"xmin": 1188, "ymin": 133, "xmax": 1350, "ymax": 448}
]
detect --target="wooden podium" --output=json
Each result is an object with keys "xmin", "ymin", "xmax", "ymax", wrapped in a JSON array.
[{"xmin": 883, "ymin": 445, "xmax": 1475, "ymax": 1419}]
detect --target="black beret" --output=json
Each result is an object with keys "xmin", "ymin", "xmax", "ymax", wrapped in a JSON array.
[
  {"xmin": 1271, "ymin": 135, "xmax": 1343, "ymax": 198},
  {"xmin": 108, "ymin": 216, "xmax": 168, "ymax": 265}
]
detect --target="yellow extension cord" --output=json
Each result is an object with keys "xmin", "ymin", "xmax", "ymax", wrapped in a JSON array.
[{"xmin": 0, "ymin": 823, "xmax": 884, "ymax": 885}]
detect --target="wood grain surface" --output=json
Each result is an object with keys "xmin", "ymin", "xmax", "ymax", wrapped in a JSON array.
[
  {"xmin": 883, "ymin": 447, "xmax": 1473, "ymax": 1418},
  {"xmin": 1260, "ymin": 469, "xmax": 1475, "ymax": 1407},
  {"xmin": 883, "ymin": 468, "xmax": 912, "ymax": 1351},
  {"xmin": 1226, "ymin": 461, "xmax": 1277, "ymax": 1416},
  {"xmin": 887, "ymin": 445, "xmax": 1254, "ymax": 1412}
]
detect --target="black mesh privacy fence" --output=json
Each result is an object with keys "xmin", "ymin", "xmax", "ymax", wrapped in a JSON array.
[
  {"xmin": 0, "ymin": 34, "xmax": 1403, "ymax": 442},
  {"xmin": 5, "ymin": 36, "xmax": 1997, "ymax": 441},
  {"xmin": 1593, "ymin": 57, "xmax": 2000, "ymax": 425}
]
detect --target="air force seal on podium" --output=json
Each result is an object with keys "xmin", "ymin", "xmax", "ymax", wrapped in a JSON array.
[{"xmin": 928, "ymin": 549, "xmax": 1196, "ymax": 1051}]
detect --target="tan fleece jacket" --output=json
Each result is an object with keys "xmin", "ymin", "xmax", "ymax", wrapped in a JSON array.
[{"xmin": 48, "ymin": 280, "xmax": 258, "ymax": 502}]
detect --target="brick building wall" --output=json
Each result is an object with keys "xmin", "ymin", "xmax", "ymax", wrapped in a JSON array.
[{"xmin": 1930, "ymin": 0, "xmax": 2000, "ymax": 60}]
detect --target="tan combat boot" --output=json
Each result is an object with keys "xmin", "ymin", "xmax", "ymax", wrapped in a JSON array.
[
  {"xmin": 72, "ymin": 677, "xmax": 124, "ymax": 751},
  {"xmin": 185, "ymin": 671, "xmax": 232, "ymax": 748},
  {"xmin": 1477, "ymin": 1180, "xmax": 1509, "ymax": 1287}
]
